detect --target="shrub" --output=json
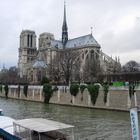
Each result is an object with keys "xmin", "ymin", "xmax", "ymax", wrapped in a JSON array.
[
  {"xmin": 43, "ymin": 83, "xmax": 53, "ymax": 103},
  {"xmin": 129, "ymin": 82, "xmax": 135, "ymax": 99},
  {"xmin": 80, "ymin": 84, "xmax": 87, "ymax": 93},
  {"xmin": 0, "ymin": 85, "xmax": 2, "ymax": 93},
  {"xmin": 41, "ymin": 77, "xmax": 49, "ymax": 85},
  {"xmin": 23, "ymin": 84, "xmax": 28, "ymax": 97},
  {"xmin": 80, "ymin": 84, "xmax": 87, "ymax": 101},
  {"xmin": 70, "ymin": 84, "xmax": 79, "ymax": 97},
  {"xmin": 4, "ymin": 84, "xmax": 9, "ymax": 99},
  {"xmin": 53, "ymin": 86, "xmax": 58, "ymax": 92},
  {"xmin": 87, "ymin": 84, "xmax": 100, "ymax": 105},
  {"xmin": 17, "ymin": 84, "xmax": 20, "ymax": 98},
  {"xmin": 102, "ymin": 82, "xmax": 109, "ymax": 103}
]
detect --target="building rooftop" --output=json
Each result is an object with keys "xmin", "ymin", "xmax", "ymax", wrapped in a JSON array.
[
  {"xmin": 51, "ymin": 34, "xmax": 100, "ymax": 49},
  {"xmin": 32, "ymin": 56, "xmax": 47, "ymax": 68},
  {"xmin": 66, "ymin": 34, "xmax": 100, "ymax": 48}
]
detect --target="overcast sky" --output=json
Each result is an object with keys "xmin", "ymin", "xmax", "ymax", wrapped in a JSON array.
[{"xmin": 0, "ymin": 0, "xmax": 140, "ymax": 69}]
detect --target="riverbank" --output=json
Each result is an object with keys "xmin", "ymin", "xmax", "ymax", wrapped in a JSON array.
[{"xmin": 0, "ymin": 85, "xmax": 139, "ymax": 112}]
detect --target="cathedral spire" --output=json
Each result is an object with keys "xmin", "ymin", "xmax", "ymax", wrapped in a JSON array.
[{"xmin": 62, "ymin": 1, "xmax": 68, "ymax": 48}]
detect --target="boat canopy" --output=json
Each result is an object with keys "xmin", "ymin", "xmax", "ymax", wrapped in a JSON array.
[
  {"xmin": 0, "ymin": 116, "xmax": 15, "ymax": 134},
  {"xmin": 14, "ymin": 118, "xmax": 74, "ymax": 133}
]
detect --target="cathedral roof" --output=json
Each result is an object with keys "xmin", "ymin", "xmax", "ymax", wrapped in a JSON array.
[
  {"xmin": 65, "ymin": 34, "xmax": 100, "ymax": 48},
  {"xmin": 51, "ymin": 40, "xmax": 63, "ymax": 49},
  {"xmin": 51, "ymin": 34, "xmax": 100, "ymax": 49},
  {"xmin": 32, "ymin": 56, "xmax": 47, "ymax": 69}
]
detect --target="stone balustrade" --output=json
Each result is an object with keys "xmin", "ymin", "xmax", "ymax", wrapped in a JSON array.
[{"xmin": 0, "ymin": 85, "xmax": 140, "ymax": 111}]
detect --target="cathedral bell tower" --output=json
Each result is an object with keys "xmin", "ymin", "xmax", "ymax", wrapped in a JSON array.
[
  {"xmin": 62, "ymin": 2, "xmax": 68, "ymax": 48},
  {"xmin": 18, "ymin": 30, "xmax": 37, "ymax": 78}
]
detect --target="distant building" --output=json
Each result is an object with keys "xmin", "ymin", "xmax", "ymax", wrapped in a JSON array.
[{"xmin": 18, "ymin": 3, "xmax": 121, "ymax": 84}]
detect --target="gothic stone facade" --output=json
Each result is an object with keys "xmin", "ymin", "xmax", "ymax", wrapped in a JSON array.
[
  {"xmin": 18, "ymin": 30, "xmax": 121, "ymax": 84},
  {"xmin": 18, "ymin": 4, "xmax": 121, "ymax": 84}
]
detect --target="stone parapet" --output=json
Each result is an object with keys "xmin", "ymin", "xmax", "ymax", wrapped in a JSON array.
[{"xmin": 0, "ymin": 85, "xmax": 140, "ymax": 111}]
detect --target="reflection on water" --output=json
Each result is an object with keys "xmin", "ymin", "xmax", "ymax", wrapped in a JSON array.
[{"xmin": 0, "ymin": 97, "xmax": 131, "ymax": 139}]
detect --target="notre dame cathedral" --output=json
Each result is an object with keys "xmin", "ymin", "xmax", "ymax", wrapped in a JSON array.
[{"xmin": 18, "ymin": 3, "xmax": 121, "ymax": 84}]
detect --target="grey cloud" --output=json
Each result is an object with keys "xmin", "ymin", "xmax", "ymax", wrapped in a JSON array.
[
  {"xmin": 0, "ymin": 0, "xmax": 140, "ymax": 69},
  {"xmin": 101, "ymin": 20, "xmax": 140, "ymax": 52}
]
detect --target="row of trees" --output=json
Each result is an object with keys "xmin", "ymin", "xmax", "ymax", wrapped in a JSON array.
[
  {"xmin": 42, "ymin": 79, "xmax": 109, "ymax": 105},
  {"xmin": 0, "ymin": 59, "xmax": 139, "ymax": 85},
  {"xmin": 48, "ymin": 50, "xmax": 140, "ymax": 84},
  {"xmin": 48, "ymin": 50, "xmax": 102, "ymax": 85},
  {"xmin": 0, "ymin": 66, "xmax": 25, "ymax": 84},
  {"xmin": 0, "ymin": 84, "xmax": 29, "ymax": 99},
  {"xmin": 0, "ymin": 76, "xmax": 136, "ymax": 106},
  {"xmin": 48, "ymin": 50, "xmax": 80, "ymax": 85},
  {"xmin": 0, "ymin": 66, "xmax": 28, "ymax": 84},
  {"xmin": 0, "ymin": 80, "xmax": 109, "ymax": 105}
]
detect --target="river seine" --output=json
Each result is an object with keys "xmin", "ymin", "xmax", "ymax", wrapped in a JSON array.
[{"xmin": 0, "ymin": 97, "xmax": 131, "ymax": 140}]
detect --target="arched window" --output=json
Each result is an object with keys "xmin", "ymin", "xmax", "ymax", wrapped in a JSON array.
[
  {"xmin": 30, "ymin": 35, "xmax": 33, "ymax": 47},
  {"xmin": 82, "ymin": 53, "xmax": 84, "ymax": 59},
  {"xmin": 27, "ymin": 34, "xmax": 30, "ymax": 47},
  {"xmin": 85, "ymin": 50, "xmax": 88, "ymax": 54},
  {"xmin": 37, "ymin": 71, "xmax": 41, "ymax": 82},
  {"xmin": 90, "ymin": 50, "xmax": 94, "ymax": 59}
]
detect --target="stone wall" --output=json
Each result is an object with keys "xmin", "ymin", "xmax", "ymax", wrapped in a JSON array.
[{"xmin": 0, "ymin": 85, "xmax": 140, "ymax": 111}]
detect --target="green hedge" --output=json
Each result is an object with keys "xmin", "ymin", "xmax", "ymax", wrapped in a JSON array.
[
  {"xmin": 43, "ymin": 83, "xmax": 53, "ymax": 104},
  {"xmin": 41, "ymin": 77, "xmax": 49, "ymax": 85},
  {"xmin": 87, "ymin": 84, "xmax": 100, "ymax": 105},
  {"xmin": 102, "ymin": 82, "xmax": 109, "ymax": 104},
  {"xmin": 0, "ymin": 85, "xmax": 2, "ymax": 93},
  {"xmin": 70, "ymin": 84, "xmax": 79, "ymax": 97},
  {"xmin": 80, "ymin": 84, "xmax": 87, "ymax": 101},
  {"xmin": 17, "ymin": 85, "xmax": 20, "ymax": 98},
  {"xmin": 23, "ymin": 84, "xmax": 28, "ymax": 97},
  {"xmin": 113, "ymin": 81, "xmax": 124, "ymax": 87},
  {"xmin": 4, "ymin": 84, "xmax": 9, "ymax": 99},
  {"xmin": 129, "ymin": 83, "xmax": 135, "ymax": 99}
]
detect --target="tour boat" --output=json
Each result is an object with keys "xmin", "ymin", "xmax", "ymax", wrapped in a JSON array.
[
  {"xmin": 0, "ymin": 116, "xmax": 74, "ymax": 140},
  {"xmin": 13, "ymin": 118, "xmax": 74, "ymax": 140}
]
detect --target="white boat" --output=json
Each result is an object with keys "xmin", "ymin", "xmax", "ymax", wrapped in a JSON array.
[
  {"xmin": 0, "ymin": 116, "xmax": 74, "ymax": 140},
  {"xmin": 0, "ymin": 116, "xmax": 20, "ymax": 140},
  {"xmin": 13, "ymin": 118, "xmax": 74, "ymax": 140}
]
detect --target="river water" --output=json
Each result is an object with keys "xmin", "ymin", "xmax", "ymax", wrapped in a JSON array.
[{"xmin": 0, "ymin": 97, "xmax": 131, "ymax": 140}]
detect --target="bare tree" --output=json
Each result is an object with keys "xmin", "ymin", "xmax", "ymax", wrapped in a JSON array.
[
  {"xmin": 48, "ymin": 61, "xmax": 62, "ymax": 84},
  {"xmin": 122, "ymin": 60, "xmax": 140, "ymax": 72},
  {"xmin": 50, "ymin": 49, "xmax": 81, "ymax": 85},
  {"xmin": 71, "ymin": 57, "xmax": 81, "ymax": 83},
  {"xmin": 59, "ymin": 50, "xmax": 81, "ymax": 85},
  {"xmin": 0, "ymin": 66, "xmax": 20, "ymax": 84},
  {"xmin": 83, "ymin": 58, "xmax": 102, "ymax": 83}
]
